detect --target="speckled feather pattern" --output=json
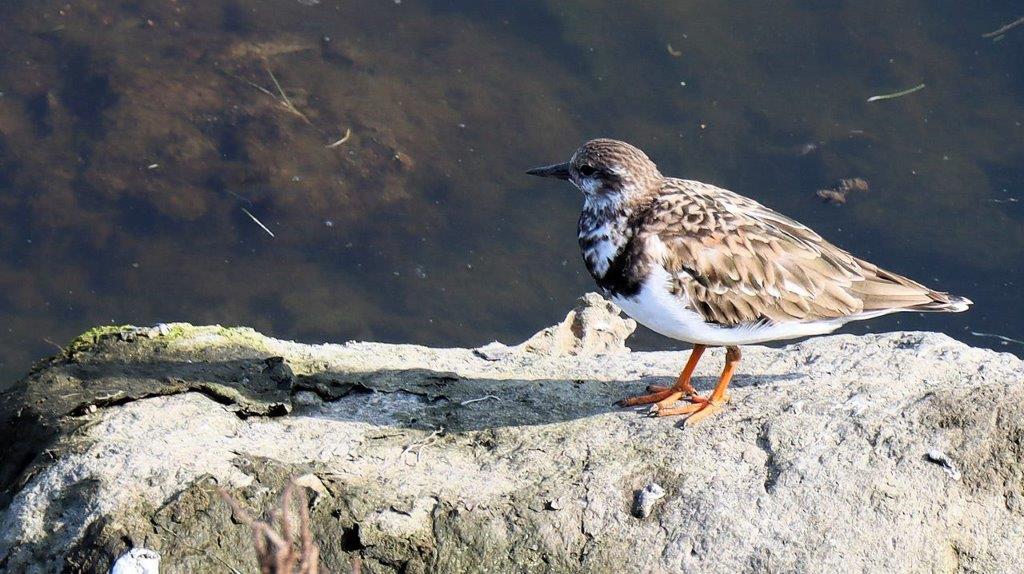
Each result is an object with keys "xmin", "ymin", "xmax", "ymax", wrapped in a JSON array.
[{"xmin": 569, "ymin": 139, "xmax": 970, "ymax": 333}]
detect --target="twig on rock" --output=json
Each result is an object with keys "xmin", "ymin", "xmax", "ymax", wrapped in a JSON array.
[
  {"xmin": 218, "ymin": 480, "xmax": 322, "ymax": 574},
  {"xmin": 398, "ymin": 427, "xmax": 445, "ymax": 465},
  {"xmin": 459, "ymin": 395, "xmax": 501, "ymax": 406}
]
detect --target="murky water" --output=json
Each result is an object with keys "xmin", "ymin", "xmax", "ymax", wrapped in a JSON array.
[{"xmin": 1, "ymin": 0, "xmax": 1022, "ymax": 385}]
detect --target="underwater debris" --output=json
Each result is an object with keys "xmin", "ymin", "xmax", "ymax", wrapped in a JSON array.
[
  {"xmin": 970, "ymin": 331, "xmax": 1024, "ymax": 346},
  {"xmin": 242, "ymin": 208, "xmax": 276, "ymax": 238},
  {"xmin": 265, "ymin": 64, "xmax": 313, "ymax": 125},
  {"xmin": 816, "ymin": 178, "xmax": 869, "ymax": 205},
  {"xmin": 326, "ymin": 128, "xmax": 352, "ymax": 148},
  {"xmin": 982, "ymin": 15, "xmax": 1024, "ymax": 40},
  {"xmin": 792, "ymin": 142, "xmax": 820, "ymax": 156},
  {"xmin": 866, "ymin": 83, "xmax": 925, "ymax": 103}
]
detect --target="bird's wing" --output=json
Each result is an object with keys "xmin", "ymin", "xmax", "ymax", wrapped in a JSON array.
[{"xmin": 642, "ymin": 179, "xmax": 949, "ymax": 325}]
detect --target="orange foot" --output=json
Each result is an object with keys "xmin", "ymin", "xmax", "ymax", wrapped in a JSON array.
[
  {"xmin": 652, "ymin": 395, "xmax": 728, "ymax": 426},
  {"xmin": 620, "ymin": 345, "xmax": 742, "ymax": 427},
  {"xmin": 618, "ymin": 345, "xmax": 706, "ymax": 409},
  {"xmin": 618, "ymin": 385, "xmax": 701, "ymax": 408}
]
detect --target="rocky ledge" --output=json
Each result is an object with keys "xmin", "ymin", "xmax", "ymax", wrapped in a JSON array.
[{"xmin": 1, "ymin": 294, "xmax": 1022, "ymax": 573}]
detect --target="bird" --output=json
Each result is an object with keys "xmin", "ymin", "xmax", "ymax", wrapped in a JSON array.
[{"xmin": 527, "ymin": 139, "xmax": 971, "ymax": 426}]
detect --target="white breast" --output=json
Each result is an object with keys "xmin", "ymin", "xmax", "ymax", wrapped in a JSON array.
[{"xmin": 612, "ymin": 267, "xmax": 847, "ymax": 346}]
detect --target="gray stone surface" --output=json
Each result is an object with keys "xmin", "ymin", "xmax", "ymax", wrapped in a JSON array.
[{"xmin": 0, "ymin": 294, "xmax": 1023, "ymax": 573}]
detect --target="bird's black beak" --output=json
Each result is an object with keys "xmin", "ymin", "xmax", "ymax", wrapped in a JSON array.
[{"xmin": 526, "ymin": 162, "xmax": 571, "ymax": 180}]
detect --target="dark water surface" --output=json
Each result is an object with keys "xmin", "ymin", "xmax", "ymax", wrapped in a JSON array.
[{"xmin": 1, "ymin": 1, "xmax": 1022, "ymax": 385}]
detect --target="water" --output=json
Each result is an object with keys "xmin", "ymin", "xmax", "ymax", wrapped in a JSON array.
[{"xmin": 1, "ymin": 0, "xmax": 1022, "ymax": 385}]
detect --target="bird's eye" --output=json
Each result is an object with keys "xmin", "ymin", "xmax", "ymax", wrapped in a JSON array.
[{"xmin": 578, "ymin": 165, "xmax": 597, "ymax": 177}]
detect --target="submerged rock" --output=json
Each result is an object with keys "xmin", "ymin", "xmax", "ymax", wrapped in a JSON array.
[{"xmin": 0, "ymin": 298, "xmax": 1023, "ymax": 573}]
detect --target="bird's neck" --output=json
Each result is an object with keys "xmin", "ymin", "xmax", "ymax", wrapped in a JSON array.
[
  {"xmin": 578, "ymin": 176, "xmax": 665, "ymax": 287},
  {"xmin": 578, "ymin": 196, "xmax": 633, "ymax": 280},
  {"xmin": 581, "ymin": 179, "xmax": 659, "ymax": 216}
]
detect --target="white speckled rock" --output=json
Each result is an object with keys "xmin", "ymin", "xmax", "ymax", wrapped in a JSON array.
[
  {"xmin": 109, "ymin": 548, "xmax": 160, "ymax": 574},
  {"xmin": 0, "ymin": 296, "xmax": 1022, "ymax": 573}
]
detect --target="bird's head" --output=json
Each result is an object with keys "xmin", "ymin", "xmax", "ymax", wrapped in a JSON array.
[{"xmin": 526, "ymin": 139, "xmax": 663, "ymax": 208}]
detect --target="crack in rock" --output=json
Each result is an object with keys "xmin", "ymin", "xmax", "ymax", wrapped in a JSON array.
[{"xmin": 756, "ymin": 423, "xmax": 783, "ymax": 494}]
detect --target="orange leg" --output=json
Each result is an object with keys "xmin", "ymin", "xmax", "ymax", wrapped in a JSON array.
[
  {"xmin": 620, "ymin": 344, "xmax": 706, "ymax": 407},
  {"xmin": 656, "ymin": 346, "xmax": 741, "ymax": 425}
]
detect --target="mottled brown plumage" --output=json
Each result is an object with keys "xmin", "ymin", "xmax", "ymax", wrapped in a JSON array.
[{"xmin": 643, "ymin": 178, "xmax": 962, "ymax": 326}]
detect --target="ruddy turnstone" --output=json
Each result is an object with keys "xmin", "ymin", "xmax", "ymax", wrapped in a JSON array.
[{"xmin": 527, "ymin": 139, "xmax": 971, "ymax": 425}]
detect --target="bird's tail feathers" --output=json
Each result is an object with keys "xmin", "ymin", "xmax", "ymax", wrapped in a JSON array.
[
  {"xmin": 850, "ymin": 258, "xmax": 972, "ymax": 314},
  {"xmin": 909, "ymin": 295, "xmax": 972, "ymax": 313}
]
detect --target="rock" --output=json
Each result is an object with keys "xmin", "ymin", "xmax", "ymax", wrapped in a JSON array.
[
  {"xmin": 518, "ymin": 293, "xmax": 637, "ymax": 356},
  {"xmin": 109, "ymin": 548, "xmax": 160, "ymax": 574},
  {"xmin": 472, "ymin": 341, "xmax": 513, "ymax": 361},
  {"xmin": 1, "ymin": 303, "xmax": 1023, "ymax": 573},
  {"xmin": 924, "ymin": 449, "xmax": 962, "ymax": 480},
  {"xmin": 632, "ymin": 483, "xmax": 666, "ymax": 519},
  {"xmin": 474, "ymin": 293, "xmax": 636, "ymax": 361}
]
